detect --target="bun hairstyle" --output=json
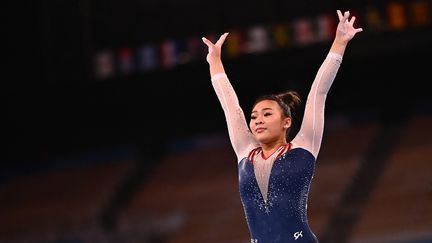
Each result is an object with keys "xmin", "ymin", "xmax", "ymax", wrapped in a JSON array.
[
  {"xmin": 275, "ymin": 90, "xmax": 301, "ymax": 118},
  {"xmin": 252, "ymin": 90, "xmax": 302, "ymax": 140}
]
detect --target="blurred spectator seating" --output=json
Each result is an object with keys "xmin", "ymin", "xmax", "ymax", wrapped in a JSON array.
[
  {"xmin": 0, "ymin": 158, "xmax": 134, "ymax": 242},
  {"xmin": 349, "ymin": 115, "xmax": 432, "ymax": 243}
]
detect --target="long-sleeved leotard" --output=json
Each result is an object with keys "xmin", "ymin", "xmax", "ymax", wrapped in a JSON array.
[{"xmin": 211, "ymin": 52, "xmax": 342, "ymax": 243}]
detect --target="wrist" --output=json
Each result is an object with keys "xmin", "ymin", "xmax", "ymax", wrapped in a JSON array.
[
  {"xmin": 208, "ymin": 59, "xmax": 223, "ymax": 66},
  {"xmin": 330, "ymin": 39, "xmax": 348, "ymax": 55},
  {"xmin": 333, "ymin": 37, "xmax": 348, "ymax": 46},
  {"xmin": 333, "ymin": 35, "xmax": 350, "ymax": 46},
  {"xmin": 211, "ymin": 72, "xmax": 228, "ymax": 82},
  {"xmin": 209, "ymin": 61, "xmax": 225, "ymax": 76}
]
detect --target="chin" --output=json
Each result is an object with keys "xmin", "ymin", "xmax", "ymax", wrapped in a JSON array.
[{"xmin": 255, "ymin": 135, "xmax": 270, "ymax": 144}]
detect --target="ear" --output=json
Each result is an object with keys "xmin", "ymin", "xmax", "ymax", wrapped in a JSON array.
[{"xmin": 283, "ymin": 117, "xmax": 292, "ymax": 129}]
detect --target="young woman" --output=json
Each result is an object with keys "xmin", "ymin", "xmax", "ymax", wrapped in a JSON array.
[{"xmin": 202, "ymin": 10, "xmax": 362, "ymax": 243}]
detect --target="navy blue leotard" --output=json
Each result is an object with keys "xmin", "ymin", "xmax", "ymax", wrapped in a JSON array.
[{"xmin": 239, "ymin": 148, "xmax": 318, "ymax": 242}]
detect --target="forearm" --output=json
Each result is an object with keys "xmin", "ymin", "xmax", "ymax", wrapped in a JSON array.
[
  {"xmin": 329, "ymin": 37, "xmax": 348, "ymax": 56},
  {"xmin": 209, "ymin": 60, "xmax": 226, "ymax": 77},
  {"xmin": 210, "ymin": 69, "xmax": 258, "ymax": 161},
  {"xmin": 291, "ymin": 52, "xmax": 342, "ymax": 157}
]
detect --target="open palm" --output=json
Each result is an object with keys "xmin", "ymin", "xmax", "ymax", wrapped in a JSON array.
[{"xmin": 336, "ymin": 10, "xmax": 363, "ymax": 44}]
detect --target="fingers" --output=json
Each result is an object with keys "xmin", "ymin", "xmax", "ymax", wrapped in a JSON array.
[
  {"xmin": 337, "ymin": 10, "xmax": 343, "ymax": 21},
  {"xmin": 337, "ymin": 10, "xmax": 350, "ymax": 22},
  {"xmin": 346, "ymin": 13, "xmax": 363, "ymax": 33},
  {"xmin": 349, "ymin": 16, "xmax": 356, "ymax": 25},
  {"xmin": 342, "ymin": 11, "xmax": 350, "ymax": 23},
  {"xmin": 201, "ymin": 37, "xmax": 213, "ymax": 48},
  {"xmin": 215, "ymin": 32, "xmax": 229, "ymax": 47},
  {"xmin": 338, "ymin": 10, "xmax": 363, "ymax": 31},
  {"xmin": 202, "ymin": 32, "xmax": 229, "ymax": 48}
]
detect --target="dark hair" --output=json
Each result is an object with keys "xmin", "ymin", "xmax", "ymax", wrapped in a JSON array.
[{"xmin": 252, "ymin": 90, "xmax": 302, "ymax": 140}]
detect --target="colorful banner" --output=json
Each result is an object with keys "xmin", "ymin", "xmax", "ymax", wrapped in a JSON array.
[{"xmin": 93, "ymin": 0, "xmax": 432, "ymax": 80}]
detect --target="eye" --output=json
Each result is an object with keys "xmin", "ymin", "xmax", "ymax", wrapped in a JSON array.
[
  {"xmin": 251, "ymin": 115, "xmax": 256, "ymax": 120},
  {"xmin": 264, "ymin": 112, "xmax": 272, "ymax": 116}
]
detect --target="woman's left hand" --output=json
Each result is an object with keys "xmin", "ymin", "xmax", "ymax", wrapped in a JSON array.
[{"xmin": 335, "ymin": 10, "xmax": 363, "ymax": 44}]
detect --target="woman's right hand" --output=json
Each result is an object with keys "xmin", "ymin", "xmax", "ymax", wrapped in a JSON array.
[{"xmin": 202, "ymin": 32, "xmax": 229, "ymax": 65}]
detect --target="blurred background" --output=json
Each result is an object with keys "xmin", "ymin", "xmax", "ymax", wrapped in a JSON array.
[{"xmin": 4, "ymin": 0, "xmax": 432, "ymax": 242}]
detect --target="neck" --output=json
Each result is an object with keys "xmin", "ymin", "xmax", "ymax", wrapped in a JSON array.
[{"xmin": 261, "ymin": 140, "xmax": 287, "ymax": 159}]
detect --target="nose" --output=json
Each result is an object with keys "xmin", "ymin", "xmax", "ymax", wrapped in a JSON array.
[{"xmin": 255, "ymin": 119, "xmax": 263, "ymax": 125}]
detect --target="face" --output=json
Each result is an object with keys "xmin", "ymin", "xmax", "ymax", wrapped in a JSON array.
[{"xmin": 250, "ymin": 100, "xmax": 291, "ymax": 144}]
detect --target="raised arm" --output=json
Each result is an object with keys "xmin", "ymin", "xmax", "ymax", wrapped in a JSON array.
[
  {"xmin": 291, "ymin": 10, "xmax": 363, "ymax": 159},
  {"xmin": 202, "ymin": 33, "xmax": 259, "ymax": 162}
]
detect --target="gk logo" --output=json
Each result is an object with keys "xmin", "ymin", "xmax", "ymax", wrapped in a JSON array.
[{"xmin": 294, "ymin": 231, "xmax": 303, "ymax": 240}]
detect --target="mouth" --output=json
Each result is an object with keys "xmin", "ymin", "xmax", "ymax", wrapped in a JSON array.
[{"xmin": 255, "ymin": 128, "xmax": 266, "ymax": 133}]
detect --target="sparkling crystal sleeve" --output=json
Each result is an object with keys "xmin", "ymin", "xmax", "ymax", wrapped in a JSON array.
[
  {"xmin": 291, "ymin": 52, "xmax": 343, "ymax": 159},
  {"xmin": 211, "ymin": 75, "xmax": 259, "ymax": 162}
]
